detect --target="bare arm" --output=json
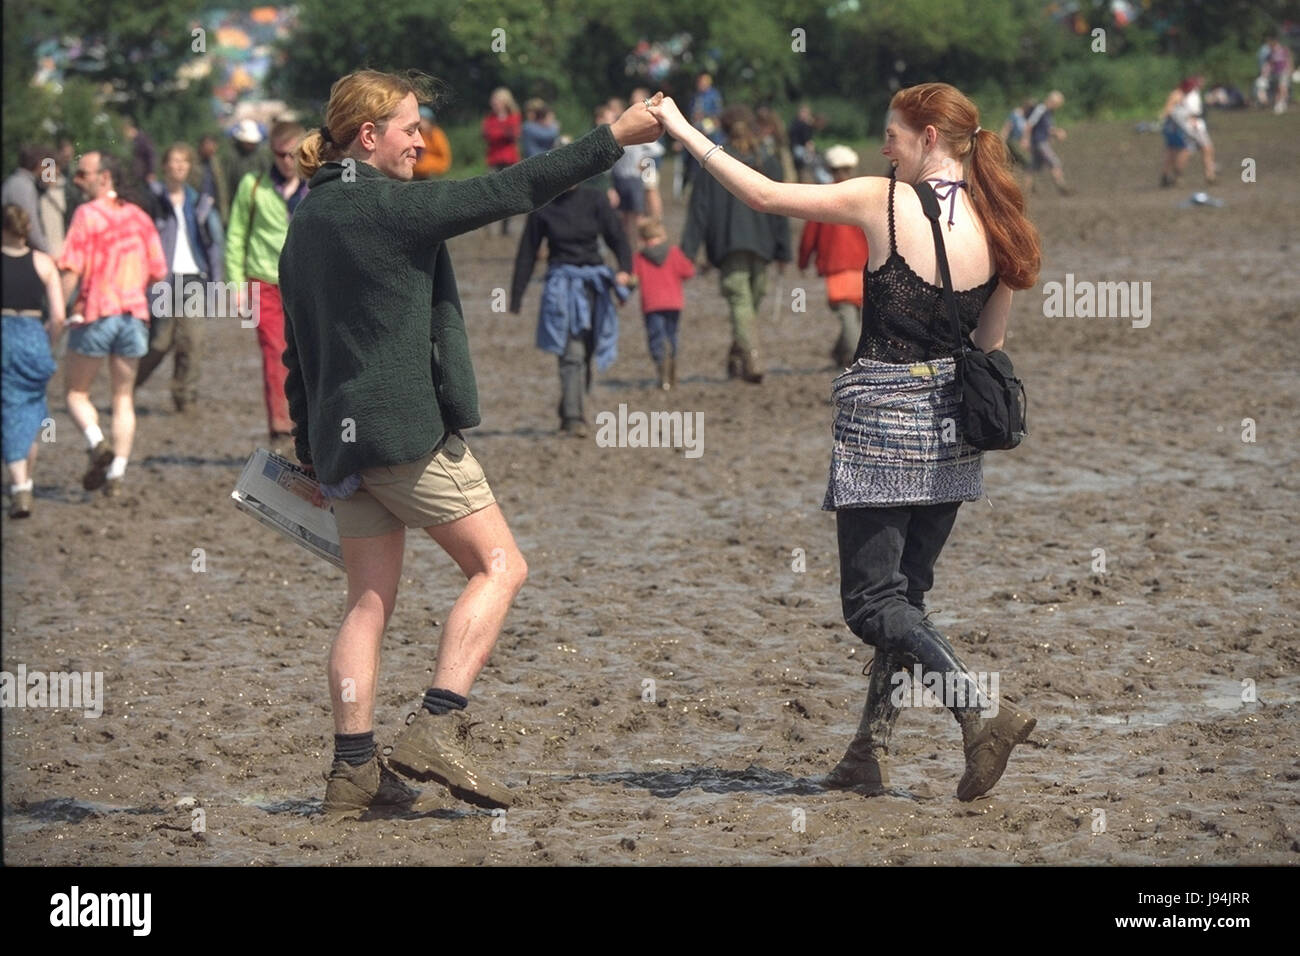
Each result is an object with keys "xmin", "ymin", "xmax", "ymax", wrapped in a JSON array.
[
  {"xmin": 972, "ymin": 282, "xmax": 1012, "ymax": 353},
  {"xmin": 651, "ymin": 97, "xmax": 885, "ymax": 231},
  {"xmin": 60, "ymin": 269, "xmax": 78, "ymax": 308},
  {"xmin": 33, "ymin": 250, "xmax": 66, "ymax": 339}
]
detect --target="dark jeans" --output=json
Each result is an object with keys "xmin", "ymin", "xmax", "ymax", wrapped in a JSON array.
[
  {"xmin": 837, "ymin": 501, "xmax": 962, "ymax": 651},
  {"xmin": 643, "ymin": 310, "xmax": 680, "ymax": 363}
]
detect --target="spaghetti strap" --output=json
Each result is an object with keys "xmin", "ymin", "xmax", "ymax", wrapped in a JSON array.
[{"xmin": 887, "ymin": 176, "xmax": 897, "ymax": 254}]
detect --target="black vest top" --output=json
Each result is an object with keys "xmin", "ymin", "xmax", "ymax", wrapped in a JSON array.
[
  {"xmin": 2, "ymin": 248, "xmax": 44, "ymax": 312},
  {"xmin": 853, "ymin": 177, "xmax": 998, "ymax": 364}
]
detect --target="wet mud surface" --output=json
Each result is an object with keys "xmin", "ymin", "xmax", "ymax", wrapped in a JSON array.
[{"xmin": 3, "ymin": 111, "xmax": 1297, "ymax": 864}]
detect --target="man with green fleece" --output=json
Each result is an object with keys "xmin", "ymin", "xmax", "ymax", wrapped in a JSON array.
[{"xmin": 279, "ymin": 70, "xmax": 664, "ymax": 817}]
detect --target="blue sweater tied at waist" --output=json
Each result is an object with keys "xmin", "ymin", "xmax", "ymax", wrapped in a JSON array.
[{"xmin": 535, "ymin": 262, "xmax": 629, "ymax": 372}]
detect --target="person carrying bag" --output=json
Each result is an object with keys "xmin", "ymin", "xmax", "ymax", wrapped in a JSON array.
[{"xmin": 913, "ymin": 180, "xmax": 1027, "ymax": 451}]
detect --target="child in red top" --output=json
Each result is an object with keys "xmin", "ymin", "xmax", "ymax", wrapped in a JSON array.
[
  {"xmin": 482, "ymin": 87, "xmax": 521, "ymax": 236},
  {"xmin": 631, "ymin": 218, "xmax": 695, "ymax": 390},
  {"xmin": 797, "ymin": 145, "xmax": 869, "ymax": 368}
]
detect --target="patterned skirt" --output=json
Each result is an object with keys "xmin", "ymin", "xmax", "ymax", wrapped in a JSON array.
[
  {"xmin": 822, "ymin": 357, "xmax": 983, "ymax": 509},
  {"xmin": 2, "ymin": 314, "xmax": 57, "ymax": 465}
]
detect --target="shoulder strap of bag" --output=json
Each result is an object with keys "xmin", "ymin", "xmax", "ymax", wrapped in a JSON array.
[{"xmin": 912, "ymin": 180, "xmax": 965, "ymax": 357}]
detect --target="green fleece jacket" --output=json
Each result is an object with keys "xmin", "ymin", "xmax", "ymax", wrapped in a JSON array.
[
  {"xmin": 225, "ymin": 170, "xmax": 290, "ymax": 286},
  {"xmin": 278, "ymin": 123, "xmax": 625, "ymax": 483}
]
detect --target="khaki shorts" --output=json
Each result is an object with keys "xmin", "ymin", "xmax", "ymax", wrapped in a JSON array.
[{"xmin": 329, "ymin": 433, "xmax": 496, "ymax": 538}]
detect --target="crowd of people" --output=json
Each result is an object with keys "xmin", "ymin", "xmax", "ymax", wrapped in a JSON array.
[
  {"xmin": 36, "ymin": 36, "xmax": 1299, "ymax": 818},
  {"xmin": 1, "ymin": 77, "xmax": 867, "ymax": 519}
]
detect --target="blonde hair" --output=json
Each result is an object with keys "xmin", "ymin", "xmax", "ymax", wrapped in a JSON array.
[
  {"xmin": 637, "ymin": 217, "xmax": 665, "ymax": 242},
  {"xmin": 297, "ymin": 69, "xmax": 444, "ymax": 180},
  {"xmin": 490, "ymin": 87, "xmax": 519, "ymax": 115}
]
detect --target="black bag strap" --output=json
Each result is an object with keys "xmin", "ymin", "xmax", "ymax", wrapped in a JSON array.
[{"xmin": 912, "ymin": 180, "xmax": 965, "ymax": 359}]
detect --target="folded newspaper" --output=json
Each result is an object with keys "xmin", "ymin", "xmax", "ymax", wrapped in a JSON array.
[{"xmin": 231, "ymin": 448, "xmax": 343, "ymax": 568}]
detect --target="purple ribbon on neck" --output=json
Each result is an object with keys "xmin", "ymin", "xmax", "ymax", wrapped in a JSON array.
[{"xmin": 927, "ymin": 178, "xmax": 968, "ymax": 228}]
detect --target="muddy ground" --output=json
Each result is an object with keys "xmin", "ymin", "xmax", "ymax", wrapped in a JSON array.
[{"xmin": 3, "ymin": 109, "xmax": 1297, "ymax": 866}]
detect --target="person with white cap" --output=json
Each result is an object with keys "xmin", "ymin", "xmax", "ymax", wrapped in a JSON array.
[
  {"xmin": 226, "ymin": 119, "xmax": 265, "ymax": 208},
  {"xmin": 797, "ymin": 144, "xmax": 870, "ymax": 369}
]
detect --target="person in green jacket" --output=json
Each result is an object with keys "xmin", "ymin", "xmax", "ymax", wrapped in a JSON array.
[
  {"xmin": 279, "ymin": 69, "xmax": 665, "ymax": 818},
  {"xmin": 225, "ymin": 119, "xmax": 307, "ymax": 447}
]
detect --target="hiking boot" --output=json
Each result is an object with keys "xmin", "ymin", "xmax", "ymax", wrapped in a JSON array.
[
  {"xmin": 824, "ymin": 650, "xmax": 902, "ymax": 792},
  {"xmin": 322, "ymin": 753, "xmax": 420, "ymax": 819},
  {"xmin": 956, "ymin": 698, "xmax": 1037, "ymax": 802},
  {"xmin": 385, "ymin": 708, "xmax": 513, "ymax": 809},
  {"xmin": 82, "ymin": 440, "xmax": 114, "ymax": 491},
  {"xmin": 103, "ymin": 476, "xmax": 123, "ymax": 498},
  {"xmin": 559, "ymin": 419, "xmax": 588, "ymax": 438},
  {"xmin": 9, "ymin": 488, "xmax": 33, "ymax": 519}
]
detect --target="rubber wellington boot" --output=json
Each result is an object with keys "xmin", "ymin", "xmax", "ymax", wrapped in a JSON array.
[
  {"xmin": 661, "ymin": 354, "xmax": 675, "ymax": 391},
  {"xmin": 726, "ymin": 343, "xmax": 745, "ymax": 380},
  {"xmin": 891, "ymin": 618, "xmax": 1036, "ymax": 801},
  {"xmin": 824, "ymin": 651, "xmax": 903, "ymax": 791},
  {"xmin": 740, "ymin": 347, "xmax": 764, "ymax": 384}
]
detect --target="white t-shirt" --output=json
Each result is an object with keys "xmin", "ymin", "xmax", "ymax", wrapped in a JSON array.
[{"xmin": 169, "ymin": 193, "xmax": 201, "ymax": 275}]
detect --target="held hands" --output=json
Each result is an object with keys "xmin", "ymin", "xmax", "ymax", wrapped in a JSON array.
[
  {"xmin": 646, "ymin": 97, "xmax": 692, "ymax": 141},
  {"xmin": 610, "ymin": 92, "xmax": 666, "ymax": 147}
]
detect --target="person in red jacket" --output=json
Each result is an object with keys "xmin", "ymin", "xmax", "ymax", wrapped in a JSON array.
[
  {"xmin": 482, "ymin": 88, "xmax": 521, "ymax": 236},
  {"xmin": 631, "ymin": 217, "xmax": 695, "ymax": 389},
  {"xmin": 798, "ymin": 145, "xmax": 869, "ymax": 368}
]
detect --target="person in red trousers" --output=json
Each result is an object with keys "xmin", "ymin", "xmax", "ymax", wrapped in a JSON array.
[{"xmin": 225, "ymin": 120, "xmax": 308, "ymax": 449}]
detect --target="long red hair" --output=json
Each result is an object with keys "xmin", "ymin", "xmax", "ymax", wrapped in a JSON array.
[{"xmin": 889, "ymin": 83, "xmax": 1041, "ymax": 290}]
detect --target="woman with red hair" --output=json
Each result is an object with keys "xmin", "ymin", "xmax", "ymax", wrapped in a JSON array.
[{"xmin": 651, "ymin": 83, "xmax": 1041, "ymax": 801}]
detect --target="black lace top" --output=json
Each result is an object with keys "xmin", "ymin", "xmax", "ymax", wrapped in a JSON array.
[{"xmin": 852, "ymin": 177, "xmax": 999, "ymax": 364}]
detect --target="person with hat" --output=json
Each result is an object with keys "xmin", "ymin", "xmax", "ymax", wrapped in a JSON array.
[
  {"xmin": 412, "ymin": 105, "xmax": 452, "ymax": 180},
  {"xmin": 797, "ymin": 144, "xmax": 870, "ymax": 369},
  {"xmin": 225, "ymin": 119, "xmax": 265, "ymax": 207}
]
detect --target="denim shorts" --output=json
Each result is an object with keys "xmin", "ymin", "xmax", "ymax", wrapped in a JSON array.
[
  {"xmin": 67, "ymin": 313, "xmax": 149, "ymax": 358},
  {"xmin": 612, "ymin": 175, "xmax": 646, "ymax": 213}
]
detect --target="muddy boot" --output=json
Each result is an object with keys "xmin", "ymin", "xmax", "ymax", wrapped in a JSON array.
[
  {"xmin": 322, "ymin": 754, "xmax": 420, "ymax": 819},
  {"xmin": 661, "ymin": 354, "xmax": 674, "ymax": 391},
  {"xmin": 890, "ymin": 618, "xmax": 1036, "ymax": 802},
  {"xmin": 386, "ymin": 708, "xmax": 514, "ymax": 809},
  {"xmin": 741, "ymin": 347, "xmax": 764, "ymax": 384},
  {"xmin": 726, "ymin": 343, "xmax": 745, "ymax": 380},
  {"xmin": 669, "ymin": 353, "xmax": 678, "ymax": 389},
  {"xmin": 824, "ymin": 651, "xmax": 902, "ymax": 791}
]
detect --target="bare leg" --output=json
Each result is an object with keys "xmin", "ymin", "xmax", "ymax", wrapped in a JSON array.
[
  {"xmin": 107, "ymin": 354, "xmax": 139, "ymax": 462},
  {"xmin": 6, "ymin": 455, "xmax": 28, "ymax": 487},
  {"xmin": 64, "ymin": 352, "xmax": 102, "ymax": 437},
  {"xmin": 330, "ymin": 527, "xmax": 405, "ymax": 733},
  {"xmin": 423, "ymin": 503, "xmax": 528, "ymax": 696}
]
